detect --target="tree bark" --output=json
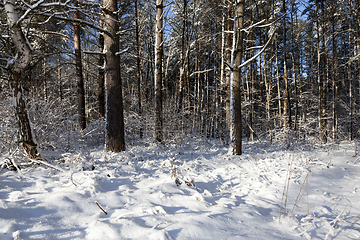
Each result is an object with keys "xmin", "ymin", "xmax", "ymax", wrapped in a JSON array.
[
  {"xmin": 177, "ymin": 0, "xmax": 188, "ymax": 114},
  {"xmin": 74, "ymin": 3, "xmax": 86, "ymax": 130},
  {"xmin": 282, "ymin": 0, "xmax": 291, "ymax": 129},
  {"xmin": 135, "ymin": 0, "xmax": 143, "ymax": 138},
  {"xmin": 5, "ymin": 0, "xmax": 38, "ymax": 158},
  {"xmin": 331, "ymin": 3, "xmax": 338, "ymax": 141},
  {"xmin": 98, "ymin": 28, "xmax": 105, "ymax": 118},
  {"xmin": 317, "ymin": 0, "xmax": 327, "ymax": 143},
  {"xmin": 154, "ymin": 0, "xmax": 164, "ymax": 143},
  {"xmin": 103, "ymin": 0, "xmax": 125, "ymax": 152},
  {"xmin": 230, "ymin": 0, "xmax": 245, "ymax": 155},
  {"xmin": 225, "ymin": 2, "xmax": 232, "ymax": 143}
]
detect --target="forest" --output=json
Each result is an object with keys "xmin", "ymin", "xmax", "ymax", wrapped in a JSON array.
[
  {"xmin": 1, "ymin": 1, "xmax": 360, "ymax": 239},
  {"xmin": 1, "ymin": 0, "xmax": 359, "ymax": 157}
]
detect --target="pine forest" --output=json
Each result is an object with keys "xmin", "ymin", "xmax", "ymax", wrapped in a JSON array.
[{"xmin": 0, "ymin": 0, "xmax": 360, "ymax": 239}]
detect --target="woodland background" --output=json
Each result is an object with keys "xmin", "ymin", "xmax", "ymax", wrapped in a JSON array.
[{"xmin": 0, "ymin": 0, "xmax": 360, "ymax": 157}]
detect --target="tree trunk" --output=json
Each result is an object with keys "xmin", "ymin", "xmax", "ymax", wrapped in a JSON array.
[
  {"xmin": 135, "ymin": 0, "xmax": 143, "ymax": 138},
  {"xmin": 249, "ymin": 9, "xmax": 255, "ymax": 142},
  {"xmin": 225, "ymin": 2, "xmax": 232, "ymax": 143},
  {"xmin": 74, "ymin": 2, "xmax": 86, "ymax": 130},
  {"xmin": 154, "ymin": 0, "xmax": 164, "ymax": 143},
  {"xmin": 275, "ymin": 42, "xmax": 282, "ymax": 129},
  {"xmin": 264, "ymin": 49, "xmax": 272, "ymax": 141},
  {"xmin": 58, "ymin": 59, "xmax": 63, "ymax": 101},
  {"xmin": 177, "ymin": 0, "xmax": 188, "ymax": 114},
  {"xmin": 230, "ymin": 0, "xmax": 245, "ymax": 155},
  {"xmin": 282, "ymin": 0, "xmax": 291, "ymax": 129},
  {"xmin": 103, "ymin": 0, "xmax": 125, "ymax": 152},
  {"xmin": 220, "ymin": 7, "xmax": 226, "ymax": 142},
  {"xmin": 5, "ymin": 0, "xmax": 38, "ymax": 158},
  {"xmin": 331, "ymin": 4, "xmax": 338, "ymax": 141},
  {"xmin": 98, "ymin": 30, "xmax": 105, "ymax": 118},
  {"xmin": 317, "ymin": 0, "xmax": 327, "ymax": 143}
]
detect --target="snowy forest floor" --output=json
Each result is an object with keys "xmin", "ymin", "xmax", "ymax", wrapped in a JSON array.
[{"xmin": 0, "ymin": 137, "xmax": 360, "ymax": 240}]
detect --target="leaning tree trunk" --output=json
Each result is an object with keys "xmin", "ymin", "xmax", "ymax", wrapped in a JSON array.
[
  {"xmin": 103, "ymin": 0, "xmax": 125, "ymax": 152},
  {"xmin": 230, "ymin": 0, "xmax": 245, "ymax": 155},
  {"xmin": 154, "ymin": 0, "xmax": 164, "ymax": 143},
  {"xmin": 5, "ymin": 0, "xmax": 38, "ymax": 159}
]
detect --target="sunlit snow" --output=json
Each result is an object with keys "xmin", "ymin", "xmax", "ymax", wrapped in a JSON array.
[{"xmin": 0, "ymin": 138, "xmax": 359, "ymax": 239}]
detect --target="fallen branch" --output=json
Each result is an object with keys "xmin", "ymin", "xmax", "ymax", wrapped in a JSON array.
[
  {"xmin": 29, "ymin": 158, "xmax": 64, "ymax": 172},
  {"xmin": 95, "ymin": 201, "xmax": 107, "ymax": 215}
]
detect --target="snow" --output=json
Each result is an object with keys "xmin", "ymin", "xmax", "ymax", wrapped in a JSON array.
[{"xmin": 1, "ymin": 138, "xmax": 360, "ymax": 239}]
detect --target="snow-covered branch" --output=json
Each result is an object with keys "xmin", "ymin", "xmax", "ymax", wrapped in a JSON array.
[
  {"xmin": 234, "ymin": 29, "xmax": 276, "ymax": 70},
  {"xmin": 115, "ymin": 47, "xmax": 130, "ymax": 56},
  {"xmin": 16, "ymin": 0, "xmax": 45, "ymax": 25},
  {"xmin": 241, "ymin": 19, "xmax": 266, "ymax": 34},
  {"xmin": 189, "ymin": 67, "xmax": 216, "ymax": 77},
  {"xmin": 83, "ymin": 50, "xmax": 104, "ymax": 55}
]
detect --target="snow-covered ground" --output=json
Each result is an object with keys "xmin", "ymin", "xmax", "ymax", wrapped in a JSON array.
[{"xmin": 0, "ymin": 137, "xmax": 359, "ymax": 239}]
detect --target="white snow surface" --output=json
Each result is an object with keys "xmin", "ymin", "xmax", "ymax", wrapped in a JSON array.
[{"xmin": 1, "ymin": 138, "xmax": 360, "ymax": 240}]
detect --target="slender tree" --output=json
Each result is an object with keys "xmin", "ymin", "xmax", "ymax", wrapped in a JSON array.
[
  {"xmin": 98, "ymin": 24, "xmax": 105, "ymax": 118},
  {"xmin": 135, "ymin": 0, "xmax": 143, "ymax": 138},
  {"xmin": 74, "ymin": 2, "xmax": 86, "ymax": 130},
  {"xmin": 230, "ymin": 0, "xmax": 245, "ymax": 155},
  {"xmin": 154, "ymin": 0, "xmax": 164, "ymax": 143}
]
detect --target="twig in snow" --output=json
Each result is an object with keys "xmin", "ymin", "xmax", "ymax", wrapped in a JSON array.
[
  {"xmin": 71, "ymin": 174, "xmax": 77, "ymax": 186},
  {"xmin": 95, "ymin": 201, "xmax": 107, "ymax": 215},
  {"xmin": 10, "ymin": 157, "xmax": 21, "ymax": 172},
  {"xmin": 279, "ymin": 156, "xmax": 293, "ymax": 222},
  {"xmin": 330, "ymin": 208, "xmax": 347, "ymax": 228},
  {"xmin": 29, "ymin": 158, "xmax": 64, "ymax": 172}
]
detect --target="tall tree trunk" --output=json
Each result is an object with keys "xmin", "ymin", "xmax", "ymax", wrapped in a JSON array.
[
  {"xmin": 103, "ymin": 0, "xmax": 125, "ymax": 152},
  {"xmin": 74, "ymin": 3, "xmax": 86, "ymax": 130},
  {"xmin": 154, "ymin": 0, "xmax": 164, "ymax": 143},
  {"xmin": 135, "ymin": 0, "xmax": 143, "ymax": 138},
  {"xmin": 177, "ymin": 0, "xmax": 188, "ymax": 114},
  {"xmin": 249, "ymin": 8, "xmax": 255, "ymax": 142},
  {"xmin": 58, "ymin": 59, "xmax": 63, "ymax": 101},
  {"xmin": 331, "ymin": 4, "xmax": 338, "ymax": 141},
  {"xmin": 226, "ymin": 2, "xmax": 233, "ymax": 143},
  {"xmin": 230, "ymin": 0, "xmax": 245, "ymax": 155},
  {"xmin": 264, "ymin": 48, "xmax": 272, "ymax": 141},
  {"xmin": 220, "ymin": 6, "xmax": 226, "ymax": 142},
  {"xmin": 98, "ymin": 29, "xmax": 105, "ymax": 118},
  {"xmin": 275, "ymin": 40, "xmax": 282, "ymax": 129},
  {"xmin": 282, "ymin": 0, "xmax": 291, "ymax": 129},
  {"xmin": 317, "ymin": 0, "xmax": 327, "ymax": 143},
  {"xmin": 5, "ymin": 0, "xmax": 38, "ymax": 158}
]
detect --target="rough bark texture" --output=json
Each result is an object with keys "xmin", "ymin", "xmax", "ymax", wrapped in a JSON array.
[
  {"xmin": 225, "ymin": 2, "xmax": 232, "ymax": 142},
  {"xmin": 282, "ymin": 0, "xmax": 291, "ymax": 129},
  {"xmin": 104, "ymin": 0, "xmax": 125, "ymax": 152},
  {"xmin": 177, "ymin": 0, "xmax": 188, "ymax": 114},
  {"xmin": 154, "ymin": 0, "xmax": 164, "ymax": 143},
  {"xmin": 74, "ymin": 4, "xmax": 86, "ymax": 130},
  {"xmin": 5, "ymin": 0, "xmax": 38, "ymax": 159},
  {"xmin": 230, "ymin": 0, "xmax": 244, "ymax": 155},
  {"xmin": 135, "ymin": 0, "xmax": 143, "ymax": 138},
  {"xmin": 10, "ymin": 74, "xmax": 38, "ymax": 159},
  {"xmin": 98, "ymin": 31, "xmax": 105, "ymax": 118}
]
